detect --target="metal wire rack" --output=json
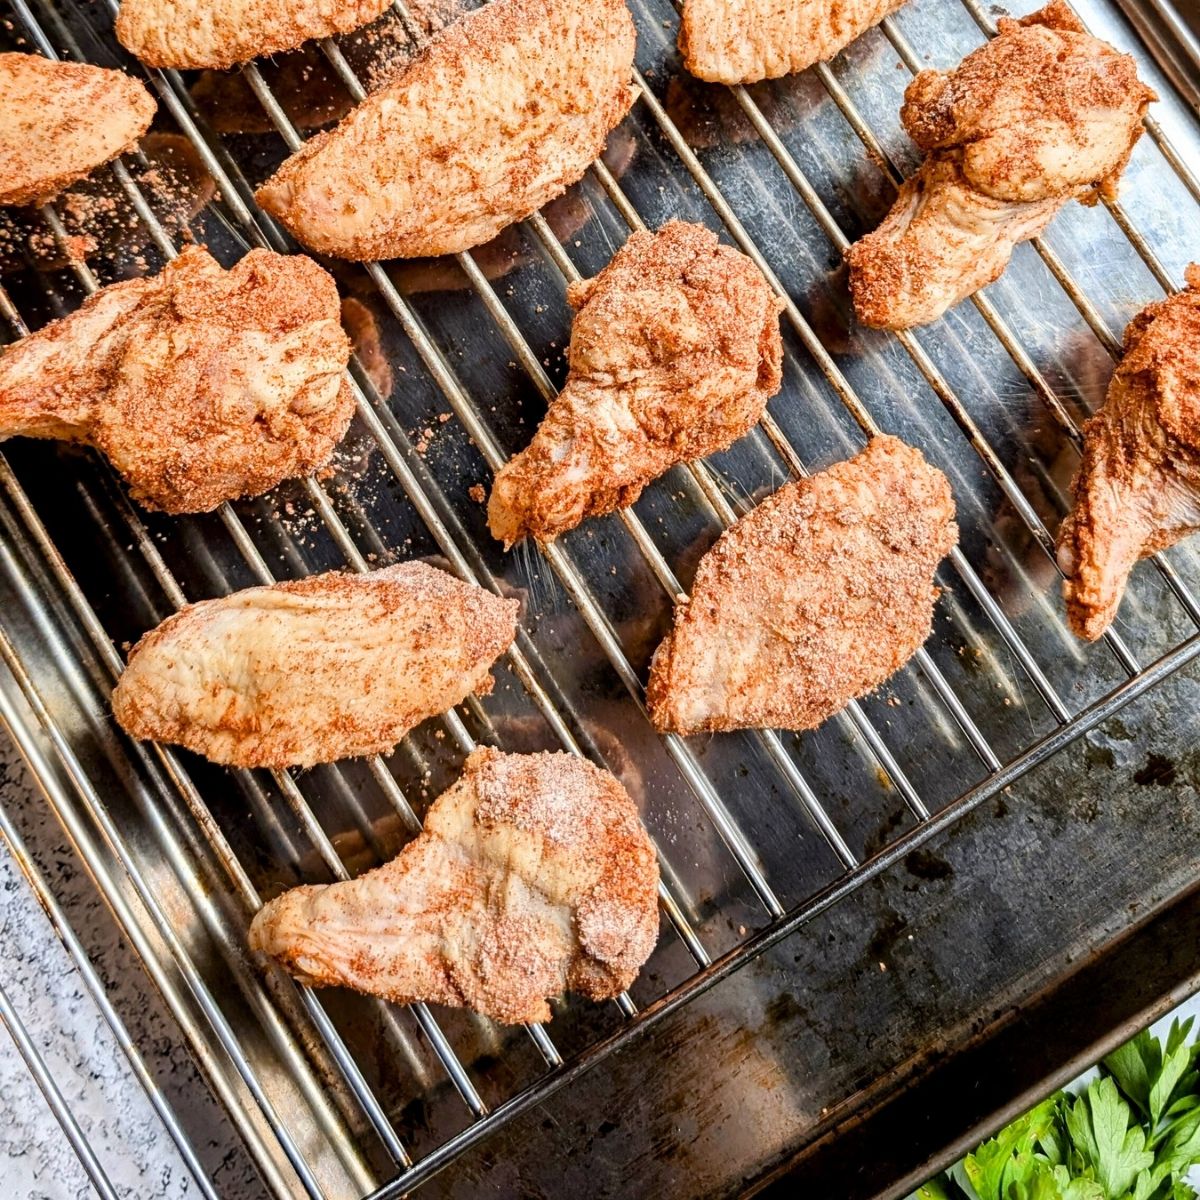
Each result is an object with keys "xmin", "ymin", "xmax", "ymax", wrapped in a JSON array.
[{"xmin": 1, "ymin": 0, "xmax": 1199, "ymax": 1194}]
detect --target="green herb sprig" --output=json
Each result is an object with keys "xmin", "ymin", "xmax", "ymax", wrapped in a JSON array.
[{"xmin": 914, "ymin": 1019, "xmax": 1200, "ymax": 1200}]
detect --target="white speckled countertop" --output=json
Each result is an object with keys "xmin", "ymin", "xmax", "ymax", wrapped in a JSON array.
[{"xmin": 0, "ymin": 732, "xmax": 267, "ymax": 1200}]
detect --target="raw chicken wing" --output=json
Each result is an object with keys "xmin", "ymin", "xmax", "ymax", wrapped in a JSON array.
[
  {"xmin": 0, "ymin": 246, "xmax": 354, "ymax": 513},
  {"xmin": 113, "ymin": 562, "xmax": 519, "ymax": 768},
  {"xmin": 488, "ymin": 221, "xmax": 784, "ymax": 546},
  {"xmin": 680, "ymin": 0, "xmax": 905, "ymax": 85},
  {"xmin": 846, "ymin": 1, "xmax": 1154, "ymax": 329},
  {"xmin": 115, "ymin": 0, "xmax": 392, "ymax": 69},
  {"xmin": 255, "ymin": 0, "xmax": 637, "ymax": 260},
  {"xmin": 648, "ymin": 435, "xmax": 957, "ymax": 734},
  {"xmin": 0, "ymin": 53, "xmax": 155, "ymax": 206},
  {"xmin": 1058, "ymin": 265, "xmax": 1200, "ymax": 640},
  {"xmin": 249, "ymin": 747, "xmax": 660, "ymax": 1023}
]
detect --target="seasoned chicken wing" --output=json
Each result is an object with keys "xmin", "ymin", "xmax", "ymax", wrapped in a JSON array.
[
  {"xmin": 249, "ymin": 746, "xmax": 660, "ymax": 1023},
  {"xmin": 1058, "ymin": 266, "xmax": 1200, "ymax": 641},
  {"xmin": 488, "ymin": 222, "xmax": 784, "ymax": 546},
  {"xmin": 845, "ymin": 156, "xmax": 1065, "ymax": 331},
  {"xmin": 846, "ymin": 1, "xmax": 1154, "ymax": 329},
  {"xmin": 113, "ymin": 563, "xmax": 519, "ymax": 768},
  {"xmin": 255, "ymin": 0, "xmax": 637, "ymax": 260},
  {"xmin": 647, "ymin": 435, "xmax": 957, "ymax": 734},
  {"xmin": 0, "ymin": 53, "xmax": 155, "ymax": 206},
  {"xmin": 680, "ymin": 0, "xmax": 905, "ymax": 85},
  {"xmin": 115, "ymin": 0, "xmax": 392, "ymax": 69},
  {"xmin": 0, "ymin": 246, "xmax": 354, "ymax": 513}
]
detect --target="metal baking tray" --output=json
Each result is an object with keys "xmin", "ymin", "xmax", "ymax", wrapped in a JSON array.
[{"xmin": 1, "ymin": 0, "xmax": 1200, "ymax": 1195}]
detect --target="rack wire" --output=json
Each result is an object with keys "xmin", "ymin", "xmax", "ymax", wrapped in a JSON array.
[{"xmin": 0, "ymin": 0, "xmax": 1198, "ymax": 1194}]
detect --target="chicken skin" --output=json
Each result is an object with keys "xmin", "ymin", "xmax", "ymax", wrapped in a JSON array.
[
  {"xmin": 113, "ymin": 563, "xmax": 519, "ymax": 769},
  {"xmin": 255, "ymin": 0, "xmax": 637, "ymax": 260},
  {"xmin": 846, "ymin": 1, "xmax": 1154, "ymax": 329},
  {"xmin": 647, "ymin": 435, "xmax": 957, "ymax": 734},
  {"xmin": 249, "ymin": 746, "xmax": 660, "ymax": 1023},
  {"xmin": 680, "ymin": 0, "xmax": 906, "ymax": 85},
  {"xmin": 1058, "ymin": 266, "xmax": 1200, "ymax": 641},
  {"xmin": 0, "ymin": 247, "xmax": 354, "ymax": 513},
  {"xmin": 115, "ymin": 0, "xmax": 392, "ymax": 70},
  {"xmin": 488, "ymin": 222, "xmax": 784, "ymax": 547},
  {"xmin": 846, "ymin": 156, "xmax": 1066, "ymax": 331},
  {"xmin": 0, "ymin": 53, "xmax": 155, "ymax": 207}
]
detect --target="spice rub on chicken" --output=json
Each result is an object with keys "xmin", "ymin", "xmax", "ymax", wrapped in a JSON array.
[
  {"xmin": 0, "ymin": 53, "xmax": 155, "ymax": 207},
  {"xmin": 112, "ymin": 563, "xmax": 519, "ymax": 769},
  {"xmin": 647, "ymin": 435, "xmax": 957, "ymax": 734},
  {"xmin": 115, "ymin": 0, "xmax": 392, "ymax": 70},
  {"xmin": 680, "ymin": 0, "xmax": 907, "ymax": 85},
  {"xmin": 1058, "ymin": 266, "xmax": 1200, "ymax": 641},
  {"xmin": 846, "ymin": 1, "xmax": 1155, "ymax": 329},
  {"xmin": 255, "ymin": 0, "xmax": 637, "ymax": 260},
  {"xmin": 488, "ymin": 221, "xmax": 784, "ymax": 547},
  {"xmin": 249, "ymin": 747, "xmax": 660, "ymax": 1024},
  {"xmin": 0, "ymin": 246, "xmax": 354, "ymax": 513}
]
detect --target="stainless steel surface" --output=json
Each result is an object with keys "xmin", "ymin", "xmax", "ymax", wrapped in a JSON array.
[{"xmin": 0, "ymin": 0, "xmax": 1198, "ymax": 1195}]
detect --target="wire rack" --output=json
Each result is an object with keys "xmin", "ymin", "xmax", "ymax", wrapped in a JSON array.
[{"xmin": 0, "ymin": 0, "xmax": 1199, "ymax": 1194}]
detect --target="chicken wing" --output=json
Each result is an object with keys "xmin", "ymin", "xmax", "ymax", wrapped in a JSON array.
[
  {"xmin": 115, "ymin": 0, "xmax": 392, "ymax": 69},
  {"xmin": 249, "ymin": 746, "xmax": 659, "ymax": 1023},
  {"xmin": 113, "ymin": 562, "xmax": 519, "ymax": 768},
  {"xmin": 1057, "ymin": 265, "xmax": 1200, "ymax": 641},
  {"xmin": 647, "ymin": 435, "xmax": 957, "ymax": 734},
  {"xmin": 846, "ymin": 1, "xmax": 1154, "ymax": 329},
  {"xmin": 255, "ymin": 0, "xmax": 637, "ymax": 260},
  {"xmin": 488, "ymin": 222, "xmax": 784, "ymax": 547},
  {"xmin": 0, "ymin": 53, "xmax": 155, "ymax": 207},
  {"xmin": 845, "ymin": 156, "xmax": 1065, "ymax": 331},
  {"xmin": 0, "ymin": 246, "xmax": 354, "ymax": 513},
  {"xmin": 680, "ymin": 0, "xmax": 905, "ymax": 85}
]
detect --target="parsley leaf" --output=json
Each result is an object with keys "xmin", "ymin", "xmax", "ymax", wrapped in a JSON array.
[
  {"xmin": 913, "ymin": 1022, "xmax": 1200, "ymax": 1200},
  {"xmin": 1105, "ymin": 1031, "xmax": 1161, "ymax": 1120},
  {"xmin": 1009, "ymin": 1162, "xmax": 1106, "ymax": 1200},
  {"xmin": 1148, "ymin": 1022, "xmax": 1198, "ymax": 1128},
  {"xmin": 1155, "ymin": 1109, "xmax": 1200, "ymax": 1178},
  {"xmin": 965, "ymin": 1097, "xmax": 1062, "ymax": 1200},
  {"xmin": 1064, "ymin": 1077, "xmax": 1154, "ymax": 1197},
  {"xmin": 1105, "ymin": 1020, "xmax": 1198, "ymax": 1131}
]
